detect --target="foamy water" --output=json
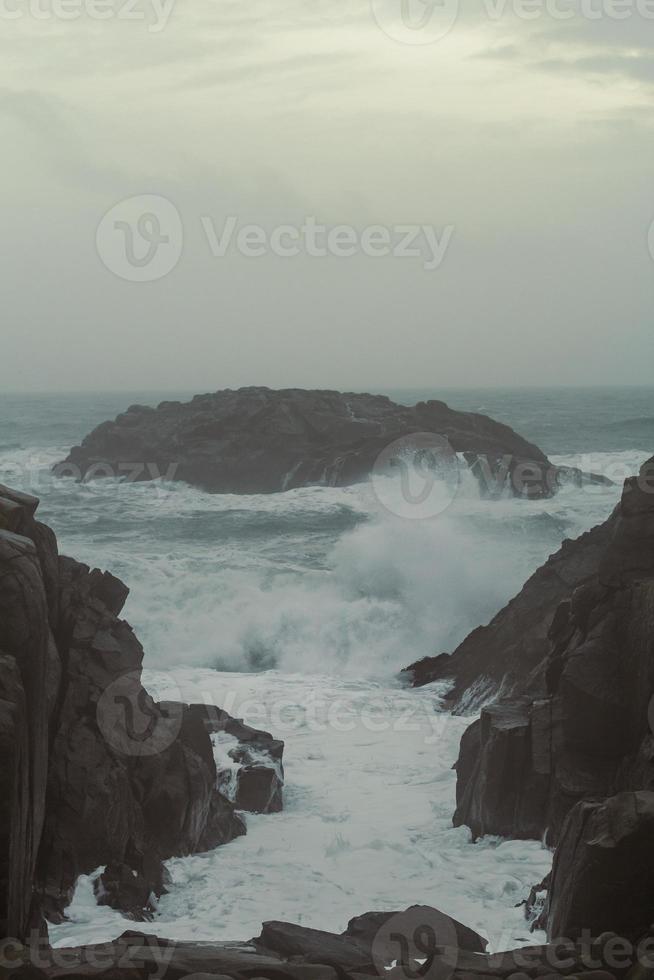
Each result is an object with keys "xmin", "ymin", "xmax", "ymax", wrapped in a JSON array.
[
  {"xmin": 0, "ymin": 433, "xmax": 647, "ymax": 951},
  {"xmin": 51, "ymin": 670, "xmax": 553, "ymax": 952}
]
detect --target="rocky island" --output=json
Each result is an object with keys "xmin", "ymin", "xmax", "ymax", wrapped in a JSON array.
[{"xmin": 55, "ymin": 387, "xmax": 566, "ymax": 498}]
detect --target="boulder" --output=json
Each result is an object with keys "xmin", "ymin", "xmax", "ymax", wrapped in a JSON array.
[
  {"xmin": 190, "ymin": 704, "xmax": 284, "ymax": 814},
  {"xmin": 344, "ymin": 906, "xmax": 488, "ymax": 954},
  {"xmin": 255, "ymin": 921, "xmax": 371, "ymax": 970},
  {"xmin": 54, "ymin": 387, "xmax": 557, "ymax": 498}
]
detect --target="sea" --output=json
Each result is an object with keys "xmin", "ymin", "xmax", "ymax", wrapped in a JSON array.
[{"xmin": 0, "ymin": 386, "xmax": 651, "ymax": 952}]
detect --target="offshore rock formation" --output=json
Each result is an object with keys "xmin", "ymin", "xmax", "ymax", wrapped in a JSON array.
[
  {"xmin": 448, "ymin": 457, "xmax": 654, "ymax": 941},
  {"xmin": 0, "ymin": 486, "xmax": 283, "ymax": 937},
  {"xmin": 54, "ymin": 387, "xmax": 560, "ymax": 497}
]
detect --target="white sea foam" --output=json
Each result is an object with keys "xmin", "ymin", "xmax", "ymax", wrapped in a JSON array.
[
  {"xmin": 4, "ymin": 444, "xmax": 648, "ymax": 951},
  {"xmin": 51, "ymin": 670, "xmax": 552, "ymax": 953}
]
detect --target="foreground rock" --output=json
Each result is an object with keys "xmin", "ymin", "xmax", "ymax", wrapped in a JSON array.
[
  {"xmin": 254, "ymin": 906, "xmax": 487, "ymax": 970},
  {"xmin": 54, "ymin": 387, "xmax": 561, "ymax": 497},
  {"xmin": 13, "ymin": 915, "xmax": 652, "ymax": 980},
  {"xmin": 0, "ymin": 486, "xmax": 283, "ymax": 936}
]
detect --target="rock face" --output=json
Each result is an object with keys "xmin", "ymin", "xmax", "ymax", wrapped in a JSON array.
[
  {"xmin": 0, "ymin": 486, "xmax": 284, "ymax": 937},
  {"xmin": 453, "ymin": 458, "xmax": 654, "ymax": 849},
  {"xmin": 54, "ymin": 387, "xmax": 557, "ymax": 497},
  {"xmin": 0, "ymin": 488, "xmax": 54, "ymax": 941},
  {"xmin": 447, "ymin": 457, "xmax": 654, "ymax": 943},
  {"xmin": 548, "ymin": 791, "xmax": 654, "ymax": 943},
  {"xmin": 405, "ymin": 516, "xmax": 615, "ymax": 710}
]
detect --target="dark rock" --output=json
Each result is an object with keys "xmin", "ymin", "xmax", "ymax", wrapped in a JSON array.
[
  {"xmin": 54, "ymin": 387, "xmax": 556, "ymax": 498},
  {"xmin": 0, "ymin": 486, "xmax": 281, "ymax": 935},
  {"xmin": 256, "ymin": 908, "xmax": 488, "ymax": 973},
  {"xmin": 39, "ymin": 932, "xmax": 339, "ymax": 980},
  {"xmin": 235, "ymin": 766, "xmax": 283, "ymax": 814},
  {"xmin": 547, "ymin": 791, "xmax": 654, "ymax": 942},
  {"xmin": 189, "ymin": 704, "xmax": 284, "ymax": 814},
  {"xmin": 13, "ymin": 924, "xmax": 645, "ymax": 980},
  {"xmin": 95, "ymin": 859, "xmax": 170, "ymax": 921},
  {"xmin": 0, "ymin": 520, "xmax": 51, "ymax": 941},
  {"xmin": 344, "ymin": 906, "xmax": 488, "ymax": 954},
  {"xmin": 453, "ymin": 700, "xmax": 551, "ymax": 840},
  {"xmin": 405, "ymin": 518, "xmax": 614, "ymax": 710},
  {"xmin": 450, "ymin": 456, "xmax": 654, "ymax": 845},
  {"xmin": 255, "ymin": 921, "xmax": 371, "ymax": 969},
  {"xmin": 525, "ymin": 874, "xmax": 551, "ymax": 932}
]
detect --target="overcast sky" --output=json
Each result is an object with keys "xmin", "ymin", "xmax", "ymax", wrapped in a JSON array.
[{"xmin": 2, "ymin": 0, "xmax": 653, "ymax": 391}]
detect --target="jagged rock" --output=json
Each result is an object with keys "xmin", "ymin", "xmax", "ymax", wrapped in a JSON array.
[
  {"xmin": 95, "ymin": 859, "xmax": 170, "ymax": 921},
  {"xmin": 452, "ymin": 458, "xmax": 654, "ymax": 849},
  {"xmin": 405, "ymin": 518, "xmax": 614, "ymax": 710},
  {"xmin": 36, "ymin": 557, "xmax": 246, "ymax": 921},
  {"xmin": 547, "ymin": 792, "xmax": 654, "ymax": 942},
  {"xmin": 190, "ymin": 704, "xmax": 284, "ymax": 814},
  {"xmin": 0, "ymin": 487, "xmax": 282, "ymax": 935},
  {"xmin": 54, "ymin": 387, "xmax": 557, "ymax": 497}
]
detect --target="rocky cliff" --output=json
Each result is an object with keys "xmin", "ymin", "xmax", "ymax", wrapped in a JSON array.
[
  {"xmin": 447, "ymin": 457, "xmax": 654, "ymax": 941},
  {"xmin": 0, "ymin": 485, "xmax": 283, "ymax": 939},
  {"xmin": 54, "ymin": 387, "xmax": 560, "ymax": 497},
  {"xmin": 405, "ymin": 515, "xmax": 615, "ymax": 709}
]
